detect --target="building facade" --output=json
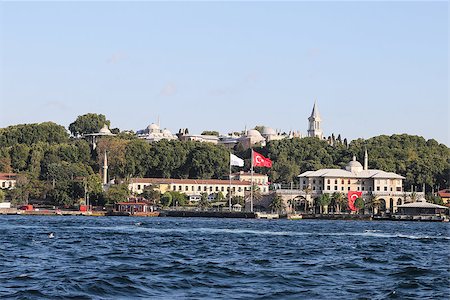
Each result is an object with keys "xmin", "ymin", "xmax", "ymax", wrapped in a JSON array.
[
  {"xmin": 129, "ymin": 177, "xmax": 270, "ymax": 199},
  {"xmin": 0, "ymin": 173, "xmax": 17, "ymax": 189},
  {"xmin": 297, "ymin": 152, "xmax": 416, "ymax": 212}
]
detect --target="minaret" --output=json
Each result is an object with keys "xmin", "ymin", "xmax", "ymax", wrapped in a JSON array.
[
  {"xmin": 307, "ymin": 100, "xmax": 323, "ymax": 139},
  {"xmin": 364, "ymin": 148, "xmax": 368, "ymax": 170},
  {"xmin": 103, "ymin": 151, "xmax": 108, "ymax": 185}
]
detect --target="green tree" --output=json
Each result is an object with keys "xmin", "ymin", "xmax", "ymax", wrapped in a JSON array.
[
  {"xmin": 0, "ymin": 189, "xmax": 5, "ymax": 203},
  {"xmin": 105, "ymin": 184, "xmax": 130, "ymax": 205},
  {"xmin": 141, "ymin": 185, "xmax": 161, "ymax": 203},
  {"xmin": 355, "ymin": 197, "xmax": 365, "ymax": 214},
  {"xmin": 160, "ymin": 192, "xmax": 173, "ymax": 207},
  {"xmin": 10, "ymin": 144, "xmax": 30, "ymax": 172},
  {"xmin": 69, "ymin": 113, "xmax": 111, "ymax": 136},
  {"xmin": 268, "ymin": 194, "xmax": 286, "ymax": 213},
  {"xmin": 331, "ymin": 192, "xmax": 346, "ymax": 213},
  {"xmin": 367, "ymin": 192, "xmax": 381, "ymax": 215},
  {"xmin": 198, "ymin": 192, "xmax": 209, "ymax": 208},
  {"xmin": 169, "ymin": 191, "xmax": 188, "ymax": 206},
  {"xmin": 317, "ymin": 193, "xmax": 331, "ymax": 214}
]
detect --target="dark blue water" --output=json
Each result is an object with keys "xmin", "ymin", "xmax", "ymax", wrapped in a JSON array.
[{"xmin": 0, "ymin": 216, "xmax": 448, "ymax": 299}]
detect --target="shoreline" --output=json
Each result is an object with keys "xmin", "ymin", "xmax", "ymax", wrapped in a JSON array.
[{"xmin": 1, "ymin": 208, "xmax": 448, "ymax": 222}]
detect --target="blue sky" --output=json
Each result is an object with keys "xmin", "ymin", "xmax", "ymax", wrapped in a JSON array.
[{"xmin": 0, "ymin": 1, "xmax": 448, "ymax": 145}]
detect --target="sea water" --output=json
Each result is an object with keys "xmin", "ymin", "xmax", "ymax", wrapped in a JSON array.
[{"xmin": 0, "ymin": 216, "xmax": 448, "ymax": 299}]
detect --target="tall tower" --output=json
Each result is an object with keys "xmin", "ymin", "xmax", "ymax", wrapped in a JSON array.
[
  {"xmin": 307, "ymin": 101, "xmax": 323, "ymax": 139},
  {"xmin": 103, "ymin": 151, "xmax": 108, "ymax": 185},
  {"xmin": 364, "ymin": 148, "xmax": 368, "ymax": 171}
]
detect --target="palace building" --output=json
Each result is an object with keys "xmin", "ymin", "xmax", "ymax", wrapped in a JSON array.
[
  {"xmin": 298, "ymin": 150, "xmax": 414, "ymax": 212},
  {"xmin": 129, "ymin": 177, "xmax": 270, "ymax": 200}
]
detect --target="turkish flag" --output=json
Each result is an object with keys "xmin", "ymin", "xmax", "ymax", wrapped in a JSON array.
[
  {"xmin": 348, "ymin": 191, "xmax": 362, "ymax": 211},
  {"xmin": 253, "ymin": 150, "xmax": 272, "ymax": 168}
]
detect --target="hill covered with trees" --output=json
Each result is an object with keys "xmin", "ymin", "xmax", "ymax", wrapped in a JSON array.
[{"xmin": 0, "ymin": 115, "xmax": 448, "ymax": 207}]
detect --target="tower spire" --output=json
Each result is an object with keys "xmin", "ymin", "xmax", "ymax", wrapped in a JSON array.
[
  {"xmin": 103, "ymin": 151, "xmax": 108, "ymax": 185},
  {"xmin": 364, "ymin": 148, "xmax": 368, "ymax": 170},
  {"xmin": 307, "ymin": 100, "xmax": 323, "ymax": 139}
]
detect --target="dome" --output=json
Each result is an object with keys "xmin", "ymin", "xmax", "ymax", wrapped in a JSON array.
[
  {"xmin": 162, "ymin": 129, "xmax": 172, "ymax": 136},
  {"xmin": 261, "ymin": 126, "xmax": 276, "ymax": 136},
  {"xmin": 147, "ymin": 123, "xmax": 160, "ymax": 133},
  {"xmin": 345, "ymin": 156, "xmax": 363, "ymax": 172},
  {"xmin": 99, "ymin": 124, "xmax": 112, "ymax": 134},
  {"xmin": 247, "ymin": 129, "xmax": 263, "ymax": 138}
]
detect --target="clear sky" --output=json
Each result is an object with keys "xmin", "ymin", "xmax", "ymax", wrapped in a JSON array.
[{"xmin": 0, "ymin": 1, "xmax": 448, "ymax": 145}]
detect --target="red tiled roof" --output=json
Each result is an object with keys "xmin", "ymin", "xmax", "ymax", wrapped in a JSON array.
[
  {"xmin": 438, "ymin": 189, "xmax": 450, "ymax": 198},
  {"xmin": 130, "ymin": 178, "xmax": 252, "ymax": 186},
  {"xmin": 0, "ymin": 173, "xmax": 17, "ymax": 180}
]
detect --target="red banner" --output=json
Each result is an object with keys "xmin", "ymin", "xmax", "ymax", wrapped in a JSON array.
[
  {"xmin": 348, "ymin": 191, "xmax": 362, "ymax": 211},
  {"xmin": 253, "ymin": 150, "xmax": 272, "ymax": 168}
]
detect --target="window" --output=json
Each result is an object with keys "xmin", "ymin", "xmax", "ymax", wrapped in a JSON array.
[
  {"xmin": 348, "ymin": 187, "xmax": 350, "ymax": 191},
  {"xmin": 319, "ymin": 187, "xmax": 322, "ymax": 190},
  {"xmin": 319, "ymin": 180, "xmax": 322, "ymax": 184},
  {"xmin": 233, "ymin": 187, "xmax": 236, "ymax": 192},
  {"xmin": 210, "ymin": 186, "xmax": 213, "ymax": 192},
  {"xmin": 204, "ymin": 186, "xmax": 207, "ymax": 191},
  {"xmin": 384, "ymin": 186, "xmax": 387, "ymax": 191},
  {"xmin": 362, "ymin": 187, "xmax": 365, "ymax": 191},
  {"xmin": 1, "ymin": 182, "xmax": 4, "ymax": 188},
  {"xmin": 357, "ymin": 187, "xmax": 360, "ymax": 191},
  {"xmin": 327, "ymin": 179, "xmax": 330, "ymax": 184},
  {"xmin": 221, "ymin": 187, "xmax": 224, "ymax": 192},
  {"xmin": 263, "ymin": 188, "xmax": 267, "ymax": 192},
  {"xmin": 377, "ymin": 186, "xmax": 380, "ymax": 191},
  {"xmin": 198, "ymin": 186, "xmax": 201, "ymax": 191},
  {"xmin": 238, "ymin": 187, "xmax": 242, "ymax": 192},
  {"xmin": 369, "ymin": 187, "xmax": 372, "ymax": 191},
  {"xmin": 179, "ymin": 185, "xmax": 182, "ymax": 191},
  {"xmin": 137, "ymin": 185, "xmax": 141, "ymax": 190},
  {"xmin": 390, "ymin": 187, "xmax": 393, "ymax": 191},
  {"xmin": 192, "ymin": 186, "xmax": 194, "ymax": 191},
  {"xmin": 341, "ymin": 187, "xmax": 344, "ymax": 191},
  {"xmin": 334, "ymin": 186, "xmax": 337, "ymax": 190},
  {"xmin": 335, "ymin": 180, "xmax": 338, "ymax": 184},
  {"xmin": 362, "ymin": 181, "xmax": 365, "ymax": 185},
  {"xmin": 173, "ymin": 186, "xmax": 176, "ymax": 191},
  {"xmin": 327, "ymin": 186, "xmax": 330, "ymax": 190},
  {"xmin": 313, "ymin": 180, "xmax": 316, "ymax": 184},
  {"xmin": 341, "ymin": 179, "xmax": 344, "ymax": 184},
  {"xmin": 396, "ymin": 187, "xmax": 401, "ymax": 192},
  {"xmin": 303, "ymin": 180, "xmax": 306, "ymax": 184},
  {"xmin": 313, "ymin": 186, "xmax": 316, "ymax": 190},
  {"xmin": 185, "ymin": 186, "xmax": 188, "ymax": 191},
  {"xmin": 215, "ymin": 187, "xmax": 219, "ymax": 192},
  {"xmin": 348, "ymin": 179, "xmax": 351, "ymax": 184}
]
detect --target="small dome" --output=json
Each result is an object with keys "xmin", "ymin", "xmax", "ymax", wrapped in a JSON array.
[
  {"xmin": 99, "ymin": 124, "xmax": 111, "ymax": 134},
  {"xmin": 345, "ymin": 156, "xmax": 363, "ymax": 172},
  {"xmin": 148, "ymin": 123, "xmax": 160, "ymax": 130},
  {"xmin": 247, "ymin": 129, "xmax": 263, "ymax": 138},
  {"xmin": 261, "ymin": 126, "xmax": 276, "ymax": 136}
]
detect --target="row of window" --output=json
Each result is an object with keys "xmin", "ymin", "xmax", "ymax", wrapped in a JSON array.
[{"xmin": 135, "ymin": 184, "xmax": 266, "ymax": 193}]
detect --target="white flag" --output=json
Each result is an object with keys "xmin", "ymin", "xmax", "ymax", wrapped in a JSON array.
[{"xmin": 230, "ymin": 153, "xmax": 244, "ymax": 167}]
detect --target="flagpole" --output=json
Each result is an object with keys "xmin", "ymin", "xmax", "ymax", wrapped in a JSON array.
[
  {"xmin": 229, "ymin": 154, "xmax": 232, "ymax": 211},
  {"xmin": 251, "ymin": 149, "xmax": 254, "ymax": 212}
]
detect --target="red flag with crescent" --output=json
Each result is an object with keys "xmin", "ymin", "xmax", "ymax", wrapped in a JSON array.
[
  {"xmin": 253, "ymin": 150, "xmax": 272, "ymax": 168},
  {"xmin": 348, "ymin": 191, "xmax": 362, "ymax": 211}
]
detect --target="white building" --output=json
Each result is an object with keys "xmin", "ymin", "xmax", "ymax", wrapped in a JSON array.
[
  {"xmin": 129, "ymin": 177, "xmax": 270, "ymax": 199},
  {"xmin": 137, "ymin": 123, "xmax": 177, "ymax": 143},
  {"xmin": 298, "ymin": 151, "xmax": 416, "ymax": 212}
]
